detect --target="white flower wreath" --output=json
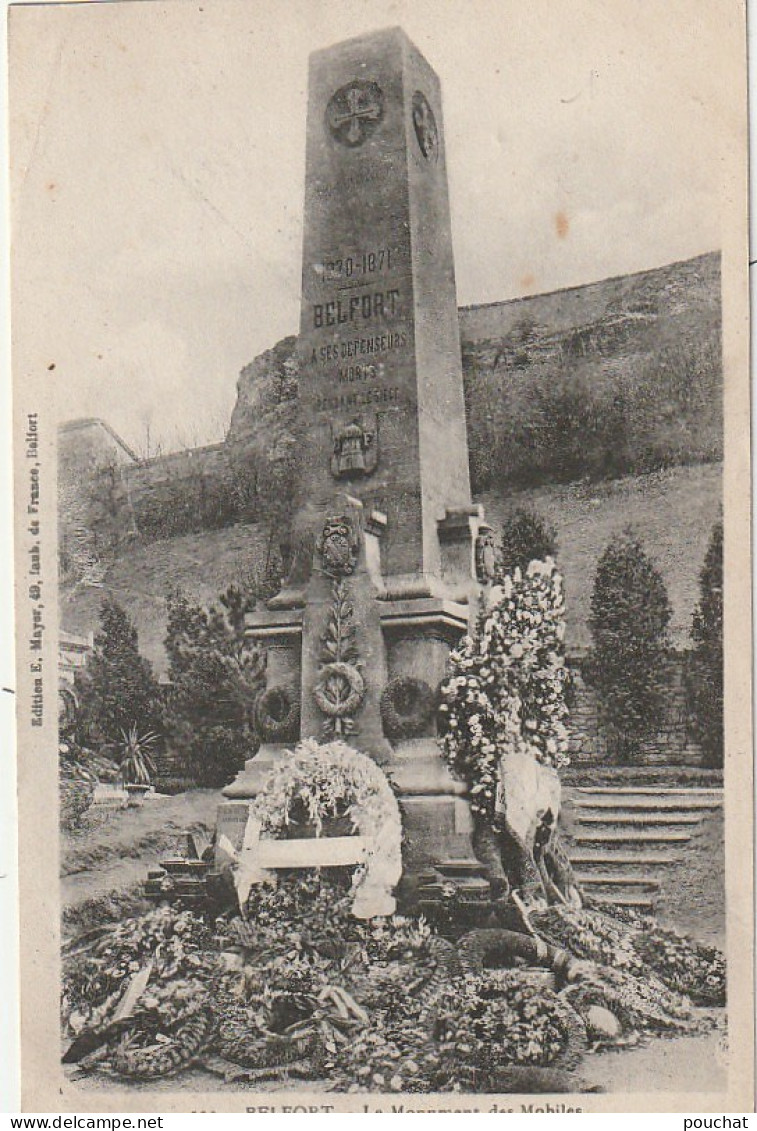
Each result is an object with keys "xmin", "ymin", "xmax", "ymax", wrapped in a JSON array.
[
  {"xmin": 232, "ymin": 738, "xmax": 403, "ymax": 919},
  {"xmin": 439, "ymin": 557, "xmax": 571, "ymax": 821}
]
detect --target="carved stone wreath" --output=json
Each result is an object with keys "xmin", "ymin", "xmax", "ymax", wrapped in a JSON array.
[
  {"xmin": 313, "ymin": 661, "xmax": 365, "ymax": 721},
  {"xmin": 314, "ymin": 578, "xmax": 364, "ymax": 736},
  {"xmin": 412, "ymin": 91, "xmax": 438, "ymax": 162}
]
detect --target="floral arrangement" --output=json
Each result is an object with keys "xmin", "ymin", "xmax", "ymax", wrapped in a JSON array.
[
  {"xmin": 531, "ymin": 905, "xmax": 645, "ymax": 973},
  {"xmin": 431, "ymin": 972, "xmax": 585, "ymax": 1075},
  {"xmin": 632, "ymin": 927, "xmax": 726, "ymax": 1007},
  {"xmin": 328, "ymin": 970, "xmax": 584, "ymax": 1092},
  {"xmin": 533, "ymin": 904, "xmax": 725, "ymax": 1012},
  {"xmin": 253, "ymin": 738, "xmax": 399, "ymax": 842},
  {"xmin": 62, "ymin": 906, "xmax": 214, "ymax": 1037},
  {"xmin": 323, "ymin": 986, "xmax": 443, "ymax": 1093},
  {"xmin": 439, "ymin": 558, "xmax": 571, "ymax": 819},
  {"xmin": 248, "ymin": 739, "xmax": 403, "ymax": 918}
]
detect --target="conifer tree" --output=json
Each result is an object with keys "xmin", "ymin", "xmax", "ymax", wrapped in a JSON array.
[
  {"xmin": 163, "ymin": 586, "xmax": 266, "ymax": 787},
  {"xmin": 687, "ymin": 521, "xmax": 723, "ymax": 767},
  {"xmin": 74, "ymin": 598, "xmax": 162, "ymax": 748},
  {"xmin": 589, "ymin": 530, "xmax": 672, "ymax": 760},
  {"xmin": 498, "ymin": 507, "xmax": 558, "ymax": 578}
]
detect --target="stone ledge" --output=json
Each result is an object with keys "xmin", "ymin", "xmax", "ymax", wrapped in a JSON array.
[
  {"xmin": 379, "ymin": 596, "xmax": 469, "ymax": 635},
  {"xmin": 244, "ymin": 607, "xmax": 304, "ymax": 639},
  {"xmin": 436, "ymin": 504, "xmax": 483, "ymax": 542}
]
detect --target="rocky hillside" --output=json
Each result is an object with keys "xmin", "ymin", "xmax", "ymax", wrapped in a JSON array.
[
  {"xmin": 228, "ymin": 251, "xmax": 721, "ymax": 494},
  {"xmin": 59, "ymin": 252, "xmax": 722, "ymax": 666},
  {"xmin": 459, "ymin": 252, "xmax": 721, "ymax": 492}
]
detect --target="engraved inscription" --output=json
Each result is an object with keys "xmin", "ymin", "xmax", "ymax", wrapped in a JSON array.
[
  {"xmin": 338, "ymin": 364, "xmax": 378, "ymax": 384},
  {"xmin": 317, "ymin": 248, "xmax": 394, "ymax": 283},
  {"xmin": 313, "ymin": 333, "xmax": 407, "ymax": 366},
  {"xmin": 314, "ymin": 387, "xmax": 400, "ymax": 413},
  {"xmin": 313, "ymin": 289, "xmax": 400, "ymax": 328}
]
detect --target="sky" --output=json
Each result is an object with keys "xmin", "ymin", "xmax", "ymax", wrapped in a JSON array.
[{"xmin": 9, "ymin": 0, "xmax": 730, "ymax": 455}]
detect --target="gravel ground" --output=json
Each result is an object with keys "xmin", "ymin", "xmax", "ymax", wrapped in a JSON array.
[{"xmin": 67, "ymin": 1023, "xmax": 728, "ymax": 1098}]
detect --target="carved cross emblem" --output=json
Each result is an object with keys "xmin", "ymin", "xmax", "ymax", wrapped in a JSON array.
[
  {"xmin": 326, "ymin": 81, "xmax": 384, "ymax": 147},
  {"xmin": 412, "ymin": 91, "xmax": 438, "ymax": 161}
]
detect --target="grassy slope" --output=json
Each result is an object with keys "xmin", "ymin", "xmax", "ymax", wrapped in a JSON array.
[
  {"xmin": 61, "ymin": 523, "xmax": 270, "ymax": 676},
  {"xmin": 61, "ymin": 462, "xmax": 721, "ymax": 670}
]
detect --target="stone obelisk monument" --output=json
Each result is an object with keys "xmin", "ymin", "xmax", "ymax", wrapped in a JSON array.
[{"xmin": 222, "ymin": 28, "xmax": 494, "ymax": 882}]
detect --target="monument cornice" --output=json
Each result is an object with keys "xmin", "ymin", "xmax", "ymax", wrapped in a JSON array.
[{"xmin": 378, "ymin": 596, "xmax": 469, "ymax": 636}]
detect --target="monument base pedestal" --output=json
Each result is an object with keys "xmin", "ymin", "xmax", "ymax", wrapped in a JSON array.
[
  {"xmin": 382, "ymin": 737, "xmax": 477, "ymax": 870},
  {"xmin": 222, "ymin": 742, "xmax": 289, "ymax": 800}
]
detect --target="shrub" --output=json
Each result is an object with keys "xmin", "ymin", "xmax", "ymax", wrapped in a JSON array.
[
  {"xmin": 163, "ymin": 586, "xmax": 266, "ymax": 788},
  {"xmin": 686, "ymin": 521, "xmax": 723, "ymax": 767},
  {"xmin": 59, "ymin": 773, "xmax": 96, "ymax": 831},
  {"xmin": 73, "ymin": 598, "xmax": 163, "ymax": 750},
  {"xmin": 498, "ymin": 507, "xmax": 558, "ymax": 578},
  {"xmin": 440, "ymin": 558, "xmax": 570, "ymax": 820},
  {"xmin": 116, "ymin": 725, "xmax": 159, "ymax": 785},
  {"xmin": 132, "ymin": 468, "xmax": 240, "ymax": 543},
  {"xmin": 589, "ymin": 530, "xmax": 672, "ymax": 760},
  {"xmin": 58, "ymin": 738, "xmax": 103, "ymax": 829}
]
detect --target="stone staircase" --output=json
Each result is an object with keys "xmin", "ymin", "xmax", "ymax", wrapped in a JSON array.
[{"xmin": 563, "ymin": 787, "xmax": 723, "ymax": 911}]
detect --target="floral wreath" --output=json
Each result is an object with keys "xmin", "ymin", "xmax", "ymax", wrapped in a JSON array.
[
  {"xmin": 439, "ymin": 558, "xmax": 571, "ymax": 823},
  {"xmin": 254, "ymin": 685, "xmax": 300, "ymax": 742},
  {"xmin": 380, "ymin": 676, "xmax": 436, "ymax": 740},
  {"xmin": 240, "ymin": 738, "xmax": 403, "ymax": 919}
]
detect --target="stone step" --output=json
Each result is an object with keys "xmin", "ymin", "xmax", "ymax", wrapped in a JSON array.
[
  {"xmin": 434, "ymin": 859, "xmax": 488, "ymax": 878},
  {"xmin": 418, "ymin": 876, "xmax": 490, "ymax": 896},
  {"xmin": 574, "ymin": 813, "xmax": 703, "ymax": 826},
  {"xmin": 416, "ymin": 883, "xmax": 448, "ymax": 900},
  {"xmin": 572, "ymin": 796, "xmax": 721, "ymax": 811},
  {"xmin": 575, "ymin": 873, "xmax": 660, "ymax": 889},
  {"xmin": 570, "ymin": 851, "xmax": 676, "ymax": 866},
  {"xmin": 590, "ymin": 893, "xmax": 656, "ymax": 910},
  {"xmin": 574, "ymin": 787, "xmax": 722, "ymax": 798},
  {"xmin": 573, "ymin": 830, "xmax": 691, "ymax": 845}
]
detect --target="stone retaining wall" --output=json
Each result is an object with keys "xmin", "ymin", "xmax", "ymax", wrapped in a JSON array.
[{"xmin": 567, "ymin": 651, "xmax": 705, "ymax": 766}]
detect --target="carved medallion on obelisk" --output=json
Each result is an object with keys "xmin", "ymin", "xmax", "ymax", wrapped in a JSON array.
[{"xmin": 325, "ymin": 80, "xmax": 384, "ymax": 147}]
